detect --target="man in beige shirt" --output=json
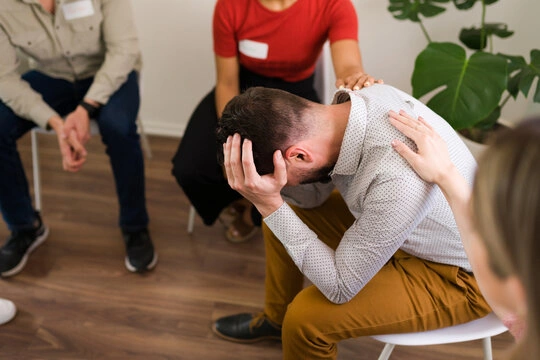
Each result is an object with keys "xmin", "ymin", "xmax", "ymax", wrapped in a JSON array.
[{"xmin": 0, "ymin": 0, "xmax": 157, "ymax": 277}]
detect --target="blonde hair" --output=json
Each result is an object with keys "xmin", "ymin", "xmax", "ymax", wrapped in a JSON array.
[{"xmin": 472, "ymin": 117, "xmax": 540, "ymax": 359}]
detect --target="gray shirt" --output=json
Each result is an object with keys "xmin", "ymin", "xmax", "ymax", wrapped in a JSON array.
[
  {"xmin": 265, "ymin": 84, "xmax": 477, "ymax": 304},
  {"xmin": 0, "ymin": 0, "xmax": 141, "ymax": 128}
]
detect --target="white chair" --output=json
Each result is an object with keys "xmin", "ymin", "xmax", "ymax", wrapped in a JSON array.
[
  {"xmin": 31, "ymin": 116, "xmax": 152, "ymax": 212},
  {"xmin": 370, "ymin": 312, "xmax": 508, "ymax": 360}
]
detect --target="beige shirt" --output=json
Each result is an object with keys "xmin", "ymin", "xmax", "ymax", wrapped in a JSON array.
[
  {"xmin": 267, "ymin": 84, "xmax": 477, "ymax": 304},
  {"xmin": 0, "ymin": 0, "xmax": 142, "ymax": 128}
]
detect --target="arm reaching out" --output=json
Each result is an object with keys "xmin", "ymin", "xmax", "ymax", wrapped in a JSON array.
[{"xmin": 388, "ymin": 110, "xmax": 525, "ymax": 340}]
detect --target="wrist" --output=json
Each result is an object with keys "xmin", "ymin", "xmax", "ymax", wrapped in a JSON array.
[
  {"xmin": 78, "ymin": 100, "xmax": 99, "ymax": 118},
  {"xmin": 47, "ymin": 116, "xmax": 64, "ymax": 132},
  {"xmin": 257, "ymin": 198, "xmax": 285, "ymax": 218}
]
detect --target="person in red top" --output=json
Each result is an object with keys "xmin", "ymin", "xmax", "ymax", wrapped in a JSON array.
[{"xmin": 172, "ymin": 0, "xmax": 380, "ymax": 243}]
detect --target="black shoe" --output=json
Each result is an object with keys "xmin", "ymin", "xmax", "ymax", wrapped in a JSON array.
[
  {"xmin": 0, "ymin": 212, "xmax": 49, "ymax": 278},
  {"xmin": 212, "ymin": 312, "xmax": 281, "ymax": 343},
  {"xmin": 122, "ymin": 228, "xmax": 158, "ymax": 273}
]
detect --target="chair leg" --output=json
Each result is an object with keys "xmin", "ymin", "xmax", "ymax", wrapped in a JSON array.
[
  {"xmin": 482, "ymin": 337, "xmax": 493, "ymax": 360},
  {"xmin": 136, "ymin": 116, "xmax": 152, "ymax": 159},
  {"xmin": 377, "ymin": 343, "xmax": 395, "ymax": 360},
  {"xmin": 187, "ymin": 206, "xmax": 196, "ymax": 234},
  {"xmin": 31, "ymin": 129, "xmax": 42, "ymax": 212}
]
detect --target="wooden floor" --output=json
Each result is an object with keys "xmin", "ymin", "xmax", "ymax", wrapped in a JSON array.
[{"xmin": 0, "ymin": 133, "xmax": 513, "ymax": 359}]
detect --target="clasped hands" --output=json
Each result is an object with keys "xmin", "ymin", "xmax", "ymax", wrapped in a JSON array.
[
  {"xmin": 48, "ymin": 105, "xmax": 92, "ymax": 173},
  {"xmin": 223, "ymin": 133, "xmax": 286, "ymax": 218}
]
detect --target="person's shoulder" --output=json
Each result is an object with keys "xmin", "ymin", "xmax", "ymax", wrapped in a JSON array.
[
  {"xmin": 0, "ymin": 0, "xmax": 25, "ymax": 12},
  {"xmin": 325, "ymin": 0, "xmax": 357, "ymax": 11}
]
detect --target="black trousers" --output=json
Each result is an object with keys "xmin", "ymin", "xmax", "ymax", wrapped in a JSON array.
[{"xmin": 171, "ymin": 67, "xmax": 320, "ymax": 226}]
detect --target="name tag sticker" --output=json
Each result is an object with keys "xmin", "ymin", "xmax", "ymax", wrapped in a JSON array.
[
  {"xmin": 62, "ymin": 0, "xmax": 95, "ymax": 21},
  {"xmin": 239, "ymin": 39, "xmax": 269, "ymax": 60}
]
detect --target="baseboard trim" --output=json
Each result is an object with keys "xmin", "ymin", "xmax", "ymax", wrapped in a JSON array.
[{"xmin": 139, "ymin": 118, "xmax": 185, "ymax": 138}]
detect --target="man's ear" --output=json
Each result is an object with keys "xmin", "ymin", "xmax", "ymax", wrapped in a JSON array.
[{"xmin": 284, "ymin": 146, "xmax": 313, "ymax": 164}]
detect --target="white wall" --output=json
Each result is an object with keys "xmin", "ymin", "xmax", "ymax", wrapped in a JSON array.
[{"xmin": 132, "ymin": 0, "xmax": 540, "ymax": 137}]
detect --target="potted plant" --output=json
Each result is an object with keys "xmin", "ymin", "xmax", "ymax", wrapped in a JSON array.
[{"xmin": 387, "ymin": 0, "xmax": 540, "ymax": 145}]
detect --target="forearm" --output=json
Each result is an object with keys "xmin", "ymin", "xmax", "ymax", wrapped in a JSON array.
[
  {"xmin": 330, "ymin": 39, "xmax": 365, "ymax": 80},
  {"xmin": 435, "ymin": 165, "xmax": 475, "ymax": 247},
  {"xmin": 215, "ymin": 82, "xmax": 239, "ymax": 118},
  {"xmin": 0, "ymin": 74, "xmax": 58, "ymax": 128}
]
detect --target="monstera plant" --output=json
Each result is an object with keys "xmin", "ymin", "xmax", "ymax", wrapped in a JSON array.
[{"xmin": 388, "ymin": 0, "xmax": 540, "ymax": 142}]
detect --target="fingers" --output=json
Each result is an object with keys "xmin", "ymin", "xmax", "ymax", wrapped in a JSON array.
[
  {"xmin": 58, "ymin": 131, "xmax": 86, "ymax": 172},
  {"xmin": 241, "ymin": 137, "xmax": 259, "ymax": 184},
  {"xmin": 67, "ymin": 130, "xmax": 87, "ymax": 158},
  {"xmin": 388, "ymin": 110, "xmax": 421, "ymax": 139},
  {"xmin": 391, "ymin": 139, "xmax": 418, "ymax": 165},
  {"xmin": 223, "ymin": 133, "xmax": 244, "ymax": 189},
  {"xmin": 272, "ymin": 150, "xmax": 287, "ymax": 186},
  {"xmin": 59, "ymin": 139, "xmax": 84, "ymax": 172},
  {"xmin": 337, "ymin": 73, "xmax": 384, "ymax": 91}
]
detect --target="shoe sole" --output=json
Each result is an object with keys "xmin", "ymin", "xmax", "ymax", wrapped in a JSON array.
[
  {"xmin": 125, "ymin": 252, "xmax": 158, "ymax": 273},
  {"xmin": 1, "ymin": 226, "xmax": 49, "ymax": 278},
  {"xmin": 211, "ymin": 323, "xmax": 281, "ymax": 344}
]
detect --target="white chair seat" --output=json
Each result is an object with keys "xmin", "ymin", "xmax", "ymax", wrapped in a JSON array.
[{"xmin": 370, "ymin": 312, "xmax": 507, "ymax": 360}]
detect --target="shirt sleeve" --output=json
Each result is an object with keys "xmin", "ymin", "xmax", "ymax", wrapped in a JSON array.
[
  {"xmin": 0, "ymin": 28, "xmax": 58, "ymax": 128},
  {"xmin": 327, "ymin": 0, "xmax": 358, "ymax": 44},
  {"xmin": 280, "ymin": 182, "xmax": 335, "ymax": 209},
  {"xmin": 84, "ymin": 0, "xmax": 141, "ymax": 104},
  {"xmin": 265, "ymin": 173, "xmax": 437, "ymax": 304},
  {"xmin": 213, "ymin": 0, "xmax": 237, "ymax": 58}
]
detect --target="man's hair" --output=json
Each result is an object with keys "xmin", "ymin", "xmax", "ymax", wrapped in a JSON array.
[{"xmin": 216, "ymin": 87, "xmax": 312, "ymax": 175}]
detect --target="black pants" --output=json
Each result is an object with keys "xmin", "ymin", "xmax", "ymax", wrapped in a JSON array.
[{"xmin": 171, "ymin": 67, "xmax": 320, "ymax": 226}]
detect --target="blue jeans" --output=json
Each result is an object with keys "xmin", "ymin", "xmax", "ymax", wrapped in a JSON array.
[{"xmin": 0, "ymin": 70, "xmax": 148, "ymax": 232}]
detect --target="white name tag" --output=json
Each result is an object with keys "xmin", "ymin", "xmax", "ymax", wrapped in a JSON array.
[
  {"xmin": 239, "ymin": 39, "xmax": 269, "ymax": 60},
  {"xmin": 62, "ymin": 0, "xmax": 95, "ymax": 21}
]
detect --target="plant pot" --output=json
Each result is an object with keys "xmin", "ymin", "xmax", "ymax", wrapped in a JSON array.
[
  {"xmin": 457, "ymin": 119, "xmax": 513, "ymax": 161},
  {"xmin": 458, "ymin": 133, "xmax": 487, "ymax": 161}
]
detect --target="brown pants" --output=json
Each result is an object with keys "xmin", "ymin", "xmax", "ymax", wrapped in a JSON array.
[{"xmin": 263, "ymin": 191, "xmax": 491, "ymax": 360}]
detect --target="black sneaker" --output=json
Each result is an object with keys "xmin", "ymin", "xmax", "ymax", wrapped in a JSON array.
[
  {"xmin": 0, "ymin": 213, "xmax": 49, "ymax": 278},
  {"xmin": 122, "ymin": 228, "xmax": 158, "ymax": 273},
  {"xmin": 212, "ymin": 312, "xmax": 282, "ymax": 343}
]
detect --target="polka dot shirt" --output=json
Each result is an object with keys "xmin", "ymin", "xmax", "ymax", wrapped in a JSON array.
[{"xmin": 265, "ymin": 84, "xmax": 478, "ymax": 304}]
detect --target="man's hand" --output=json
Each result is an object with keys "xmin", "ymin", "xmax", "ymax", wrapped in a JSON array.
[
  {"xmin": 48, "ymin": 116, "xmax": 87, "ymax": 172},
  {"xmin": 63, "ymin": 104, "xmax": 92, "ymax": 145},
  {"xmin": 223, "ymin": 133, "xmax": 286, "ymax": 217}
]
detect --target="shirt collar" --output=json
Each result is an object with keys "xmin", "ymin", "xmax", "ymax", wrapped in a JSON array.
[{"xmin": 330, "ymin": 89, "xmax": 367, "ymax": 176}]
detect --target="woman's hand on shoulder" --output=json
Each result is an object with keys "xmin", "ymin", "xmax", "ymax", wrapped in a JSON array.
[
  {"xmin": 336, "ymin": 71, "xmax": 383, "ymax": 90},
  {"xmin": 388, "ymin": 110, "xmax": 454, "ymax": 185}
]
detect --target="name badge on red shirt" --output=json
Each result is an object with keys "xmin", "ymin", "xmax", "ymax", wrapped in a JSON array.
[{"xmin": 239, "ymin": 40, "xmax": 269, "ymax": 60}]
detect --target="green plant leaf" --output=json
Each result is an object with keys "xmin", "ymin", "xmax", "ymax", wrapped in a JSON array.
[
  {"xmin": 459, "ymin": 23, "xmax": 514, "ymax": 50},
  {"xmin": 388, "ymin": 0, "xmax": 449, "ymax": 22},
  {"xmin": 530, "ymin": 49, "xmax": 540, "ymax": 102},
  {"xmin": 499, "ymin": 50, "xmax": 540, "ymax": 100},
  {"xmin": 534, "ymin": 77, "xmax": 540, "ymax": 103},
  {"xmin": 452, "ymin": 0, "xmax": 498, "ymax": 10},
  {"xmin": 474, "ymin": 106, "xmax": 501, "ymax": 129},
  {"xmin": 412, "ymin": 42, "xmax": 507, "ymax": 130}
]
